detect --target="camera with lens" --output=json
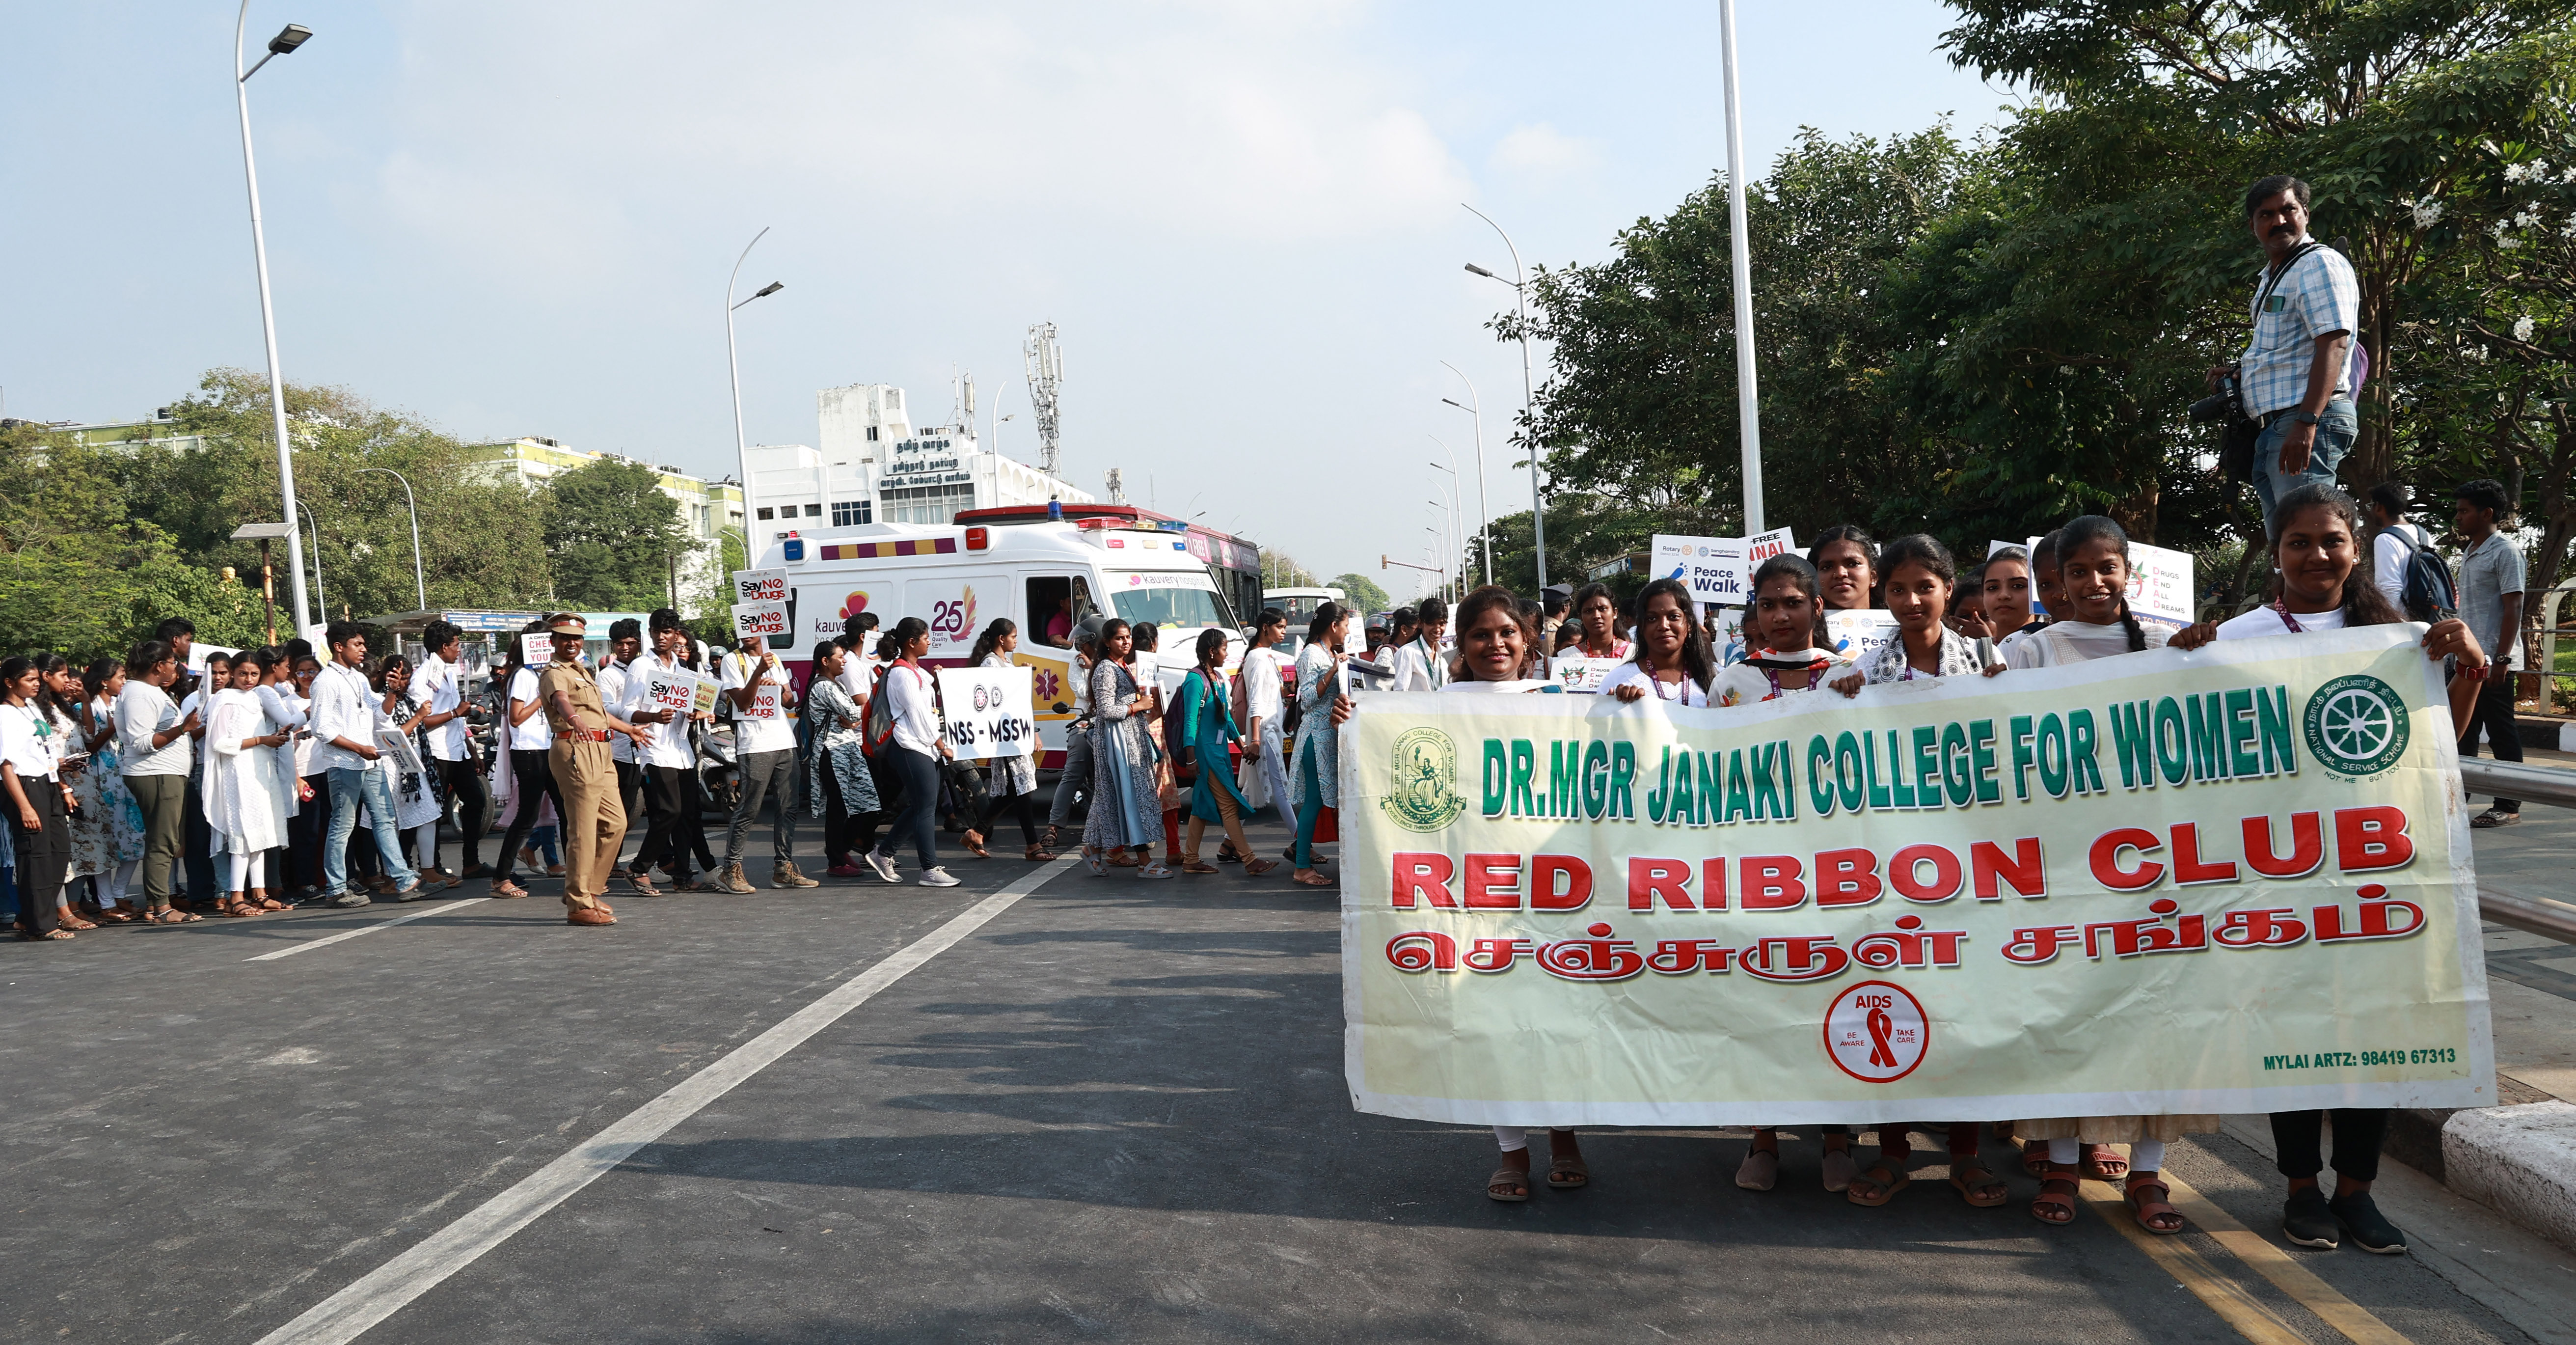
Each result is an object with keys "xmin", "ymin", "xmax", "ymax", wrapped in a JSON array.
[{"xmin": 2191, "ymin": 370, "xmax": 2246, "ymax": 426}]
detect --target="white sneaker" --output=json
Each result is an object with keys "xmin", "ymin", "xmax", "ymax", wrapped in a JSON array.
[
  {"xmin": 866, "ymin": 851, "xmax": 900, "ymax": 883},
  {"xmin": 917, "ymin": 867, "xmax": 960, "ymax": 887}
]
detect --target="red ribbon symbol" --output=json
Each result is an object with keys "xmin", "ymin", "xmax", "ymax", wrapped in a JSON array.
[{"xmin": 1866, "ymin": 1006, "xmax": 1898, "ymax": 1069}]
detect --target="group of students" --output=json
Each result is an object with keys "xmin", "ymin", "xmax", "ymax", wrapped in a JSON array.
[{"xmin": 1360, "ymin": 483, "xmax": 2493, "ymax": 1258}]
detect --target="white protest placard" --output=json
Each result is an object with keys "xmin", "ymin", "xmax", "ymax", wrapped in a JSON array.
[
  {"xmin": 1650, "ymin": 534, "xmax": 1748, "ymax": 607},
  {"xmin": 645, "ymin": 665, "xmax": 717, "ymax": 717},
  {"xmin": 732, "ymin": 601, "xmax": 790, "ymax": 642},
  {"xmin": 934, "ymin": 665, "xmax": 1035, "ymax": 761},
  {"xmin": 1987, "ymin": 539, "xmax": 2027, "ymax": 561},
  {"xmin": 2128, "ymin": 539, "xmax": 2196, "ymax": 628},
  {"xmin": 1745, "ymin": 525, "xmax": 1797, "ymax": 567},
  {"xmin": 733, "ymin": 568, "xmax": 791, "ymax": 607},
  {"xmin": 520, "ymin": 632, "xmax": 550, "ymax": 667},
  {"xmin": 1825, "ymin": 609, "xmax": 1900, "ymax": 665},
  {"xmin": 1549, "ymin": 656, "xmax": 1621, "ymax": 693},
  {"xmin": 374, "ymin": 728, "xmax": 443, "ymax": 832},
  {"xmin": 1711, "ymin": 606, "xmax": 1750, "ymax": 665}
]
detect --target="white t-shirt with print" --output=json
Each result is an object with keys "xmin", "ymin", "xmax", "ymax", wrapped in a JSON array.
[{"xmin": 720, "ymin": 650, "xmax": 797, "ymax": 756}]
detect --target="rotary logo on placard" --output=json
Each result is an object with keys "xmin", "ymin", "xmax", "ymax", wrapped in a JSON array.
[
  {"xmin": 1383, "ymin": 727, "xmax": 1465, "ymax": 833},
  {"xmin": 2304, "ymin": 673, "xmax": 2409, "ymax": 777},
  {"xmin": 1824, "ymin": 981, "xmax": 1928, "ymax": 1083}
]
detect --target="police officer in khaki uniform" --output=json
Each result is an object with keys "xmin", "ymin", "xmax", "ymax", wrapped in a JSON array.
[{"xmin": 538, "ymin": 614, "xmax": 652, "ymax": 926}]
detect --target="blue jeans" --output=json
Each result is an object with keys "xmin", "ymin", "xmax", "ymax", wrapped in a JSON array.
[
  {"xmin": 326, "ymin": 765, "xmax": 419, "ymax": 896},
  {"xmin": 2251, "ymin": 395, "xmax": 2356, "ymax": 536}
]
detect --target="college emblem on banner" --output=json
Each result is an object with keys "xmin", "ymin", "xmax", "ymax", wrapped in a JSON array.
[
  {"xmin": 1824, "ymin": 981, "xmax": 1928, "ymax": 1083},
  {"xmin": 1383, "ymin": 728, "xmax": 1466, "ymax": 833},
  {"xmin": 2305, "ymin": 673, "xmax": 2409, "ymax": 777}
]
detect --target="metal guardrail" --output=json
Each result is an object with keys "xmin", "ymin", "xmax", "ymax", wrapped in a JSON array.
[{"xmin": 2460, "ymin": 761, "xmax": 2576, "ymax": 944}]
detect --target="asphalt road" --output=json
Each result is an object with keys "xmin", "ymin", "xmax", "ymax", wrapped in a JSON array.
[{"xmin": 2, "ymin": 815, "xmax": 2566, "ymax": 1345}]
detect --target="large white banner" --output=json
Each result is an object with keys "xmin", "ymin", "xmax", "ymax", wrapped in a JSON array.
[{"xmin": 935, "ymin": 665, "xmax": 1037, "ymax": 761}]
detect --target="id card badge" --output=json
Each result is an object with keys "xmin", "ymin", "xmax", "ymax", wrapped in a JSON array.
[{"xmin": 2263, "ymin": 294, "xmax": 2289, "ymax": 313}]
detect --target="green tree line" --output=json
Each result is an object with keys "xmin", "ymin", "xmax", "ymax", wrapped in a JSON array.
[
  {"xmin": 1494, "ymin": 0, "xmax": 2576, "ymax": 618},
  {"xmin": 0, "ymin": 368, "xmax": 719, "ymax": 662}
]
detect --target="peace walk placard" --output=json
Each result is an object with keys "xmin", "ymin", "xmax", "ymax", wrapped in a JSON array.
[{"xmin": 1338, "ymin": 627, "xmax": 2498, "ymax": 1126}]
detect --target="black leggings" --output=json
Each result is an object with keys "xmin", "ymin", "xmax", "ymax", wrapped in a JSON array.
[
  {"xmin": 494, "ymin": 748, "xmax": 567, "ymax": 884},
  {"xmin": 2271, "ymin": 1108, "xmax": 2386, "ymax": 1183},
  {"xmin": 10, "ymin": 784, "xmax": 68, "ymax": 935},
  {"xmin": 437, "ymin": 756, "xmax": 488, "ymax": 871},
  {"xmin": 290, "ymin": 773, "xmax": 331, "ymax": 890},
  {"xmin": 638, "ymin": 765, "xmax": 696, "ymax": 883},
  {"xmin": 976, "ymin": 770, "xmax": 1039, "ymax": 847},
  {"xmin": 887, "ymin": 748, "xmax": 940, "ymax": 869},
  {"xmin": 819, "ymin": 764, "xmax": 885, "ymax": 863}
]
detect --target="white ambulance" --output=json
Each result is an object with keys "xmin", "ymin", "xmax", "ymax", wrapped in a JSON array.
[{"xmin": 749, "ymin": 517, "xmax": 1244, "ymax": 769}]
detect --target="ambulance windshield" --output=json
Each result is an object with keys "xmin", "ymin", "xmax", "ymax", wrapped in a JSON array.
[{"xmin": 1107, "ymin": 573, "xmax": 1232, "ymax": 631}]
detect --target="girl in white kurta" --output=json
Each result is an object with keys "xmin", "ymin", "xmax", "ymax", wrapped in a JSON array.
[{"xmin": 205, "ymin": 659, "xmax": 292, "ymax": 916}]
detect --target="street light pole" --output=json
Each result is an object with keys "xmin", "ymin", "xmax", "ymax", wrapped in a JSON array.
[
  {"xmin": 1428, "ymin": 497, "xmax": 1458, "ymax": 601},
  {"xmin": 1462, "ymin": 204, "xmax": 1544, "ymax": 589},
  {"xmin": 297, "ymin": 499, "xmax": 326, "ymax": 621},
  {"xmin": 356, "ymin": 466, "xmax": 427, "ymax": 611},
  {"xmin": 1718, "ymin": 0, "xmax": 1765, "ymax": 534},
  {"xmin": 1427, "ymin": 464, "xmax": 1464, "ymax": 598},
  {"xmin": 1436, "ymin": 362, "xmax": 1493, "ymax": 587},
  {"xmin": 726, "ymin": 228, "xmax": 783, "ymax": 557},
  {"xmin": 235, "ymin": 5, "xmax": 316, "ymax": 632}
]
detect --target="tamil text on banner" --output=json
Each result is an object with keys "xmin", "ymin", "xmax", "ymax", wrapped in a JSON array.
[
  {"xmin": 732, "ymin": 601, "xmax": 790, "ymax": 643},
  {"xmin": 1650, "ymin": 534, "xmax": 1748, "ymax": 608},
  {"xmin": 934, "ymin": 665, "xmax": 1036, "ymax": 761},
  {"xmin": 1339, "ymin": 625, "xmax": 2493, "ymax": 1126}
]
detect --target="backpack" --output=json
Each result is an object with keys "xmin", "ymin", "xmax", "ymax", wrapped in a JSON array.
[
  {"xmin": 862, "ymin": 662, "xmax": 900, "ymax": 758},
  {"xmin": 2385, "ymin": 525, "xmax": 2457, "ymax": 623}
]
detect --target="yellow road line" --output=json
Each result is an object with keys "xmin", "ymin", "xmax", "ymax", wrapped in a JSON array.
[
  {"xmin": 2081, "ymin": 1184, "xmax": 2310, "ymax": 1345},
  {"xmin": 2148, "ymin": 1173, "xmax": 2414, "ymax": 1345}
]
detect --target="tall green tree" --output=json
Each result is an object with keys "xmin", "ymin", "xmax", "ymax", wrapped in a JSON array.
[
  {"xmin": 542, "ymin": 457, "xmax": 693, "ymax": 612},
  {"xmin": 1327, "ymin": 572, "xmax": 1391, "ymax": 613},
  {"xmin": 131, "ymin": 369, "xmax": 552, "ymax": 621},
  {"xmin": 0, "ymin": 422, "xmax": 262, "ymax": 660}
]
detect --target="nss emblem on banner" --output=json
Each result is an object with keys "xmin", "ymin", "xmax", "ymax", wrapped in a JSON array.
[{"xmin": 1337, "ymin": 627, "xmax": 2497, "ymax": 1127}]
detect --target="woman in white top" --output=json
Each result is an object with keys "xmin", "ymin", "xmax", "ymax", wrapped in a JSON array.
[
  {"xmin": 1820, "ymin": 535, "xmax": 2011, "ymax": 1210},
  {"xmin": 1994, "ymin": 515, "xmax": 2205, "ymax": 1234},
  {"xmin": 2167, "ymin": 481, "xmax": 2484, "ymax": 1254},
  {"xmin": 3, "ymin": 657, "xmax": 77, "ymax": 940},
  {"xmin": 206, "ymin": 657, "xmax": 293, "ymax": 916},
  {"xmin": 962, "ymin": 618, "xmax": 1050, "ymax": 861},
  {"xmin": 876, "ymin": 617, "xmax": 960, "ymax": 887},
  {"xmin": 1602, "ymin": 577, "xmax": 1714, "ymax": 707},
  {"xmin": 2004, "ymin": 517, "xmax": 2170, "ymax": 669},
  {"xmin": 1287, "ymin": 604, "xmax": 1355, "ymax": 886},
  {"xmin": 1235, "ymin": 608, "xmax": 1298, "ymax": 841},
  {"xmin": 35, "ymin": 656, "xmax": 97, "ymax": 933},
  {"xmin": 1980, "ymin": 546, "xmax": 2037, "ymax": 645},
  {"xmin": 1713, "ymin": 555, "xmax": 1863, "ymax": 1196},
  {"xmin": 281, "ymin": 655, "xmax": 327, "ymax": 898},
  {"xmin": 1432, "ymin": 587, "xmax": 1593, "ymax": 1203},
  {"xmin": 1711, "ymin": 555, "xmax": 1854, "ymax": 710},
  {"xmin": 115, "ymin": 639, "xmax": 199, "ymax": 922}
]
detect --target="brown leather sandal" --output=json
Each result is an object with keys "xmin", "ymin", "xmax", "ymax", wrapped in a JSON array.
[
  {"xmin": 2031, "ymin": 1164, "xmax": 2080, "ymax": 1225},
  {"xmin": 1487, "ymin": 1164, "xmax": 1532, "ymax": 1202},
  {"xmin": 2082, "ymin": 1144, "xmax": 2129, "ymax": 1181},
  {"xmin": 2125, "ymin": 1175, "xmax": 2183, "ymax": 1234}
]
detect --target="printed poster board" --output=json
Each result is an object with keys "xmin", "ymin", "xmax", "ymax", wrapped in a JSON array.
[{"xmin": 935, "ymin": 665, "xmax": 1036, "ymax": 762}]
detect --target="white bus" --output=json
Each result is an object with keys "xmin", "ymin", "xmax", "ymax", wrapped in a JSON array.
[{"xmin": 748, "ymin": 518, "xmax": 1243, "ymax": 768}]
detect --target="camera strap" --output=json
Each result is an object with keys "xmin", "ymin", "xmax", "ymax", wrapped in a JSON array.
[{"xmin": 2253, "ymin": 242, "xmax": 2324, "ymax": 322}]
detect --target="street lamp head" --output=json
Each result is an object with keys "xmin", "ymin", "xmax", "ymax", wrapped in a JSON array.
[
  {"xmin": 1441, "ymin": 398, "xmax": 1465, "ymax": 410},
  {"xmin": 754, "ymin": 281, "xmax": 784, "ymax": 299},
  {"xmin": 1463, "ymin": 263, "xmax": 1495, "ymax": 278},
  {"xmin": 269, "ymin": 25, "xmax": 313, "ymax": 55}
]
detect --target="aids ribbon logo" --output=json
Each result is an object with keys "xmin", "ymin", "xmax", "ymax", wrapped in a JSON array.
[{"xmin": 1824, "ymin": 981, "xmax": 1928, "ymax": 1083}]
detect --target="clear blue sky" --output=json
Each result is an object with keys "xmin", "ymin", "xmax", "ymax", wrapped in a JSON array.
[{"xmin": 1, "ymin": 1, "xmax": 2013, "ymax": 595}]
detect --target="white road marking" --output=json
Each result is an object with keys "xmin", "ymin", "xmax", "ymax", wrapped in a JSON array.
[
  {"xmin": 249, "ymin": 858, "xmax": 1079, "ymax": 1345},
  {"xmin": 244, "ymin": 899, "xmax": 491, "ymax": 961}
]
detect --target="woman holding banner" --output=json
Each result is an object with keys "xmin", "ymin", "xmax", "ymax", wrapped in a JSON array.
[
  {"xmin": 2167, "ymin": 482, "xmax": 2488, "ymax": 1253},
  {"xmin": 1082, "ymin": 619, "xmax": 1168, "ymax": 878},
  {"xmin": 1601, "ymin": 578, "xmax": 1712, "ymax": 706},
  {"xmin": 964, "ymin": 619, "xmax": 1051, "ymax": 862},
  {"xmin": 1433, "ymin": 585, "xmax": 1594, "ymax": 1200}
]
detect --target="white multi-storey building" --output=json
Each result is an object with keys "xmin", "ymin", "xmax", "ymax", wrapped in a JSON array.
[{"xmin": 744, "ymin": 382, "xmax": 1093, "ymax": 533}]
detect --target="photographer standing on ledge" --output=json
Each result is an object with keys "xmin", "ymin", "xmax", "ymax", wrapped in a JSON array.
[{"xmin": 2213, "ymin": 174, "xmax": 2359, "ymax": 535}]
